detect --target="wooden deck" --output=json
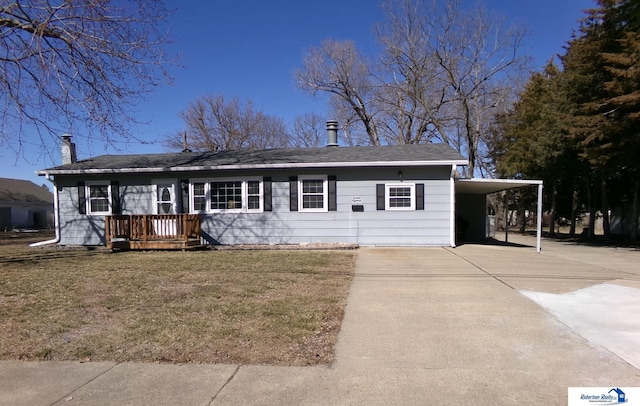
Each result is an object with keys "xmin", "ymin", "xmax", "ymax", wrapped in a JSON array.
[{"xmin": 105, "ymin": 214, "xmax": 204, "ymax": 251}]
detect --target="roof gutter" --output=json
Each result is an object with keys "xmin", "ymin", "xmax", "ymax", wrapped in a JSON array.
[
  {"xmin": 30, "ymin": 174, "xmax": 60, "ymax": 247},
  {"xmin": 36, "ymin": 159, "xmax": 470, "ymax": 176}
]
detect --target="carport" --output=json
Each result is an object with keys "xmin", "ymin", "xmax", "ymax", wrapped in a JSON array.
[{"xmin": 455, "ymin": 178, "xmax": 544, "ymax": 252}]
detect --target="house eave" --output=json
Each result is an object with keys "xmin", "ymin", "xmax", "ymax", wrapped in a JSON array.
[{"xmin": 37, "ymin": 159, "xmax": 469, "ymax": 176}]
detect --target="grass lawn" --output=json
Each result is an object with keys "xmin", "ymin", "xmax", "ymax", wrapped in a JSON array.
[{"xmin": 0, "ymin": 232, "xmax": 356, "ymax": 365}]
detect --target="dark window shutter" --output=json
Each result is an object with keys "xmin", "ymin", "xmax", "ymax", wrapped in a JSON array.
[
  {"xmin": 111, "ymin": 181, "xmax": 121, "ymax": 214},
  {"xmin": 416, "ymin": 183, "xmax": 425, "ymax": 210},
  {"xmin": 328, "ymin": 175, "xmax": 337, "ymax": 211},
  {"xmin": 78, "ymin": 182, "xmax": 86, "ymax": 214},
  {"xmin": 376, "ymin": 184, "xmax": 385, "ymax": 210},
  {"xmin": 289, "ymin": 176, "xmax": 298, "ymax": 211},
  {"xmin": 263, "ymin": 177, "xmax": 272, "ymax": 211},
  {"xmin": 180, "ymin": 179, "xmax": 189, "ymax": 213}
]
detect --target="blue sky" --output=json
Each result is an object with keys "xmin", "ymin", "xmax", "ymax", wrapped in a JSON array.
[{"xmin": 4, "ymin": 0, "xmax": 594, "ymax": 187}]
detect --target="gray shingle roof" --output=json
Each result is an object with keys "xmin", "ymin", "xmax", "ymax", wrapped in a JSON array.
[
  {"xmin": 37, "ymin": 143, "xmax": 467, "ymax": 175},
  {"xmin": 0, "ymin": 178, "xmax": 53, "ymax": 204}
]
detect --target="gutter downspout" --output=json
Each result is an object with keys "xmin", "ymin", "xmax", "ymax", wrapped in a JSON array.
[{"xmin": 30, "ymin": 174, "xmax": 60, "ymax": 247}]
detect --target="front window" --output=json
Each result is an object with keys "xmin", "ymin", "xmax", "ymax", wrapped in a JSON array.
[
  {"xmin": 247, "ymin": 180, "xmax": 261, "ymax": 210},
  {"xmin": 87, "ymin": 182, "xmax": 111, "ymax": 214},
  {"xmin": 191, "ymin": 178, "xmax": 262, "ymax": 213},
  {"xmin": 193, "ymin": 182, "xmax": 206, "ymax": 211},
  {"xmin": 386, "ymin": 184, "xmax": 415, "ymax": 210},
  {"xmin": 299, "ymin": 175, "xmax": 327, "ymax": 212},
  {"xmin": 211, "ymin": 180, "xmax": 242, "ymax": 210}
]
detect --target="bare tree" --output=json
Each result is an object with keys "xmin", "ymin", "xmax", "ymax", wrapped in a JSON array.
[
  {"xmin": 296, "ymin": 0, "xmax": 529, "ymax": 177},
  {"xmin": 290, "ymin": 113, "xmax": 325, "ymax": 148},
  {"xmin": 374, "ymin": 0, "xmax": 450, "ymax": 145},
  {"xmin": 327, "ymin": 97, "xmax": 371, "ymax": 146},
  {"xmin": 290, "ymin": 111, "xmax": 368, "ymax": 148},
  {"xmin": 166, "ymin": 94, "xmax": 290, "ymax": 152},
  {"xmin": 0, "ymin": 1, "xmax": 176, "ymax": 157},
  {"xmin": 427, "ymin": 0, "xmax": 529, "ymax": 176},
  {"xmin": 295, "ymin": 39, "xmax": 381, "ymax": 146}
]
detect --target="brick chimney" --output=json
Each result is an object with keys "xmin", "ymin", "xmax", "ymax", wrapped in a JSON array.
[
  {"xmin": 326, "ymin": 120, "xmax": 339, "ymax": 147},
  {"xmin": 61, "ymin": 134, "xmax": 77, "ymax": 165}
]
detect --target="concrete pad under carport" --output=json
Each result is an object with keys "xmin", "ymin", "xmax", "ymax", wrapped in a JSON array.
[
  {"xmin": 467, "ymin": 233, "xmax": 640, "ymax": 293},
  {"xmin": 448, "ymin": 242, "xmax": 633, "ymax": 294},
  {"xmin": 508, "ymin": 232, "xmax": 640, "ymax": 276}
]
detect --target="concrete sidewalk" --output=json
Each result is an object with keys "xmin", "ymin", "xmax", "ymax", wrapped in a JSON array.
[{"xmin": 1, "ymin": 236, "xmax": 639, "ymax": 405}]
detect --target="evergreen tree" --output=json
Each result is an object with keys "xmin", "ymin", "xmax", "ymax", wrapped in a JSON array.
[
  {"xmin": 491, "ymin": 62, "xmax": 581, "ymax": 235},
  {"xmin": 562, "ymin": 0, "xmax": 640, "ymax": 240},
  {"xmin": 491, "ymin": 0, "xmax": 639, "ymax": 241}
]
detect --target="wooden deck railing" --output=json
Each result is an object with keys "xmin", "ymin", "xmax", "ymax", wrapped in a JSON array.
[{"xmin": 105, "ymin": 214, "xmax": 202, "ymax": 250}]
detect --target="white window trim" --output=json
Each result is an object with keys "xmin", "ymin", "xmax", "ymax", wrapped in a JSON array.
[
  {"xmin": 244, "ymin": 179, "xmax": 263, "ymax": 212},
  {"xmin": 385, "ymin": 183, "xmax": 416, "ymax": 211},
  {"xmin": 152, "ymin": 180, "xmax": 177, "ymax": 215},
  {"xmin": 190, "ymin": 177, "xmax": 263, "ymax": 213},
  {"xmin": 298, "ymin": 175, "xmax": 328, "ymax": 212},
  {"xmin": 86, "ymin": 181, "xmax": 111, "ymax": 215},
  {"xmin": 190, "ymin": 181, "xmax": 208, "ymax": 214}
]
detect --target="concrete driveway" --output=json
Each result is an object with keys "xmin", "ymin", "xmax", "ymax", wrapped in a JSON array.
[{"xmin": 1, "ymin": 235, "xmax": 639, "ymax": 405}]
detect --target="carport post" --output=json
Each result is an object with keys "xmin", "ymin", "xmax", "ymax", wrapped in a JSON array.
[
  {"xmin": 504, "ymin": 190, "xmax": 509, "ymax": 244},
  {"xmin": 450, "ymin": 174, "xmax": 456, "ymax": 248},
  {"xmin": 536, "ymin": 183, "xmax": 543, "ymax": 253}
]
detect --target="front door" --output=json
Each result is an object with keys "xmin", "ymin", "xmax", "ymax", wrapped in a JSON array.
[{"xmin": 153, "ymin": 181, "xmax": 177, "ymax": 214}]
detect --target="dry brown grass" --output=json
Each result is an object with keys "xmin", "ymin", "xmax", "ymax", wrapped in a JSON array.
[{"xmin": 0, "ymin": 232, "xmax": 355, "ymax": 365}]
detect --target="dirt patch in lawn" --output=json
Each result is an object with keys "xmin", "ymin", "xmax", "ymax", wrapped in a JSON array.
[{"xmin": 0, "ymin": 232, "xmax": 356, "ymax": 366}]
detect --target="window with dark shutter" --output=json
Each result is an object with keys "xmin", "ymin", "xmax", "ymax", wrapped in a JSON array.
[
  {"xmin": 378, "ymin": 183, "xmax": 422, "ymax": 211},
  {"xmin": 298, "ymin": 175, "xmax": 329, "ymax": 212},
  {"xmin": 78, "ymin": 181, "xmax": 112, "ymax": 215}
]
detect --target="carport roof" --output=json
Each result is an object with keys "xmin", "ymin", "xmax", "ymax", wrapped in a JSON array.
[{"xmin": 455, "ymin": 178, "xmax": 543, "ymax": 195}]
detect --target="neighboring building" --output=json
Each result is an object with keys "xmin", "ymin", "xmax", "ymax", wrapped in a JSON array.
[{"xmin": 0, "ymin": 177, "xmax": 54, "ymax": 230}]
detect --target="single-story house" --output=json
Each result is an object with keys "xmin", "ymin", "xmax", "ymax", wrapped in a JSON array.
[
  {"xmin": 0, "ymin": 177, "xmax": 54, "ymax": 230},
  {"xmin": 35, "ymin": 127, "xmax": 544, "ymax": 250}
]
